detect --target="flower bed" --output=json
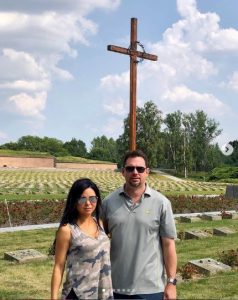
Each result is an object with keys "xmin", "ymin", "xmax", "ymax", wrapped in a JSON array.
[
  {"xmin": 169, "ymin": 195, "xmax": 238, "ymax": 214},
  {"xmin": 0, "ymin": 195, "xmax": 237, "ymax": 227},
  {"xmin": 0, "ymin": 199, "xmax": 65, "ymax": 227}
]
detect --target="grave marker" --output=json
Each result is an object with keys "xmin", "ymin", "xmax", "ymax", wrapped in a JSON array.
[
  {"xmin": 213, "ymin": 227, "xmax": 236, "ymax": 236},
  {"xmin": 184, "ymin": 230, "xmax": 212, "ymax": 240},
  {"xmin": 4, "ymin": 249, "xmax": 47, "ymax": 263},
  {"xmin": 180, "ymin": 216, "xmax": 201, "ymax": 223},
  {"xmin": 201, "ymin": 214, "xmax": 222, "ymax": 221},
  {"xmin": 188, "ymin": 258, "xmax": 231, "ymax": 276},
  {"xmin": 222, "ymin": 212, "xmax": 238, "ymax": 220}
]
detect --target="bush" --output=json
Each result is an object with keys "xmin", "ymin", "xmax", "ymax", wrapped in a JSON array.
[
  {"xmin": 209, "ymin": 166, "xmax": 238, "ymax": 181},
  {"xmin": 168, "ymin": 195, "xmax": 238, "ymax": 214},
  {"xmin": 0, "ymin": 199, "xmax": 65, "ymax": 227},
  {"xmin": 218, "ymin": 249, "xmax": 238, "ymax": 267}
]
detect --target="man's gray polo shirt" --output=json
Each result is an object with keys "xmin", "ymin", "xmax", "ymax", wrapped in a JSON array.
[{"xmin": 102, "ymin": 185, "xmax": 176, "ymax": 295}]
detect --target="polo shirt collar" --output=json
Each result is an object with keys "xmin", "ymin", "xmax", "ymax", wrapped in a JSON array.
[{"xmin": 119, "ymin": 183, "xmax": 152, "ymax": 197}]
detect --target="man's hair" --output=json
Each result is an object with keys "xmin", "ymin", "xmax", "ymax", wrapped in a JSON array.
[{"xmin": 123, "ymin": 150, "xmax": 149, "ymax": 168}]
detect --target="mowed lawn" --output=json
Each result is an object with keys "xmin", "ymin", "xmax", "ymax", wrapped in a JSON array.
[
  {"xmin": 0, "ymin": 219, "xmax": 238, "ymax": 299},
  {"xmin": 0, "ymin": 168, "xmax": 227, "ymax": 201}
]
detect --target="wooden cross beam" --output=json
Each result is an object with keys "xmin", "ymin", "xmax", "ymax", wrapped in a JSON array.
[{"xmin": 107, "ymin": 17, "xmax": 158, "ymax": 151}]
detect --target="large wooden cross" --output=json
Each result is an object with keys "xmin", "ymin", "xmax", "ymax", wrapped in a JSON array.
[{"xmin": 107, "ymin": 17, "xmax": 158, "ymax": 151}]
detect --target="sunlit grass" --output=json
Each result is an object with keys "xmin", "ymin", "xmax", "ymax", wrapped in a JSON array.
[{"xmin": 0, "ymin": 221, "xmax": 238, "ymax": 298}]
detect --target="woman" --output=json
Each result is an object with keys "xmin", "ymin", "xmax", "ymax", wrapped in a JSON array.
[{"xmin": 51, "ymin": 178, "xmax": 113, "ymax": 300}]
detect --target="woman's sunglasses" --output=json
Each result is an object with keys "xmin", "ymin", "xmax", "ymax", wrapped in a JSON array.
[{"xmin": 77, "ymin": 196, "xmax": 98, "ymax": 205}]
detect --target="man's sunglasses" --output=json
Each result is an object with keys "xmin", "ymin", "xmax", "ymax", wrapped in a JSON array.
[
  {"xmin": 77, "ymin": 196, "xmax": 98, "ymax": 205},
  {"xmin": 125, "ymin": 166, "xmax": 146, "ymax": 173}
]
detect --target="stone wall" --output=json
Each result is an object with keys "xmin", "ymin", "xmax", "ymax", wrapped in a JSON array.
[
  {"xmin": 0, "ymin": 156, "xmax": 55, "ymax": 168},
  {"xmin": 56, "ymin": 162, "xmax": 117, "ymax": 170}
]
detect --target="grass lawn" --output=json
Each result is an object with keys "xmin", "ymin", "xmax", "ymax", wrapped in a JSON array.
[
  {"xmin": 0, "ymin": 219, "xmax": 238, "ymax": 299},
  {"xmin": 0, "ymin": 228, "xmax": 56, "ymax": 299},
  {"xmin": 176, "ymin": 219, "xmax": 238, "ymax": 299},
  {"xmin": 0, "ymin": 168, "xmax": 227, "ymax": 202}
]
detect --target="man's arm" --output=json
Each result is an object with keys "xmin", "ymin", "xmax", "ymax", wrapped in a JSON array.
[
  {"xmin": 101, "ymin": 199, "xmax": 110, "ymax": 235},
  {"xmin": 161, "ymin": 237, "xmax": 177, "ymax": 300}
]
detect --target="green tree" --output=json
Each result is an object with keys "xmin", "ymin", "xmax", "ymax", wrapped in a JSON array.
[
  {"xmin": 41, "ymin": 137, "xmax": 68, "ymax": 156},
  {"xmin": 117, "ymin": 101, "xmax": 163, "ymax": 167},
  {"xmin": 89, "ymin": 135, "xmax": 118, "ymax": 162},
  {"xmin": 163, "ymin": 111, "xmax": 183, "ymax": 173},
  {"xmin": 206, "ymin": 143, "xmax": 223, "ymax": 171},
  {"xmin": 184, "ymin": 111, "xmax": 222, "ymax": 172},
  {"xmin": 0, "ymin": 141, "xmax": 18, "ymax": 150},
  {"xmin": 63, "ymin": 138, "xmax": 87, "ymax": 157},
  {"xmin": 17, "ymin": 135, "xmax": 43, "ymax": 152},
  {"xmin": 14, "ymin": 135, "xmax": 68, "ymax": 156}
]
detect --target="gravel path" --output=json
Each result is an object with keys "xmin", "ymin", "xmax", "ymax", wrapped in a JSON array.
[
  {"xmin": 1, "ymin": 210, "xmax": 237, "ymax": 233},
  {"xmin": 152, "ymin": 169, "xmax": 184, "ymax": 181}
]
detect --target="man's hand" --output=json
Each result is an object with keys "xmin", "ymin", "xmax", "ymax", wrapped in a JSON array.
[{"xmin": 163, "ymin": 283, "xmax": 176, "ymax": 300}]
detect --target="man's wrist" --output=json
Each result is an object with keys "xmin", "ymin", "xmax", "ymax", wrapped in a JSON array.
[{"xmin": 167, "ymin": 278, "xmax": 177, "ymax": 286}]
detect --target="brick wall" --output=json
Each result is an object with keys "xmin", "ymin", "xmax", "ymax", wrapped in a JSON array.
[{"xmin": 0, "ymin": 156, "xmax": 55, "ymax": 168}]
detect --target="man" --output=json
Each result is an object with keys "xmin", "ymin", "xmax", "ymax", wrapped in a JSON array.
[{"xmin": 102, "ymin": 150, "xmax": 177, "ymax": 300}]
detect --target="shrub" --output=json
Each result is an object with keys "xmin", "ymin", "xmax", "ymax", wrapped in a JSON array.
[
  {"xmin": 209, "ymin": 166, "xmax": 238, "ymax": 181},
  {"xmin": 179, "ymin": 263, "xmax": 201, "ymax": 279},
  {"xmin": 218, "ymin": 249, "xmax": 238, "ymax": 267}
]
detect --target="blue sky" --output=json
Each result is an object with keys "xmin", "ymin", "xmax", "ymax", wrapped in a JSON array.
[{"xmin": 0, "ymin": 0, "xmax": 238, "ymax": 151}]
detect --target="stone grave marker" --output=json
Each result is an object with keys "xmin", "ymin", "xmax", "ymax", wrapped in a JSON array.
[
  {"xmin": 225, "ymin": 185, "xmax": 238, "ymax": 199},
  {"xmin": 4, "ymin": 249, "xmax": 47, "ymax": 263},
  {"xmin": 222, "ymin": 212, "xmax": 238, "ymax": 220},
  {"xmin": 213, "ymin": 227, "xmax": 236, "ymax": 236},
  {"xmin": 184, "ymin": 230, "xmax": 212, "ymax": 240},
  {"xmin": 180, "ymin": 216, "xmax": 201, "ymax": 223},
  {"xmin": 201, "ymin": 214, "xmax": 222, "ymax": 221},
  {"xmin": 188, "ymin": 258, "xmax": 231, "ymax": 276}
]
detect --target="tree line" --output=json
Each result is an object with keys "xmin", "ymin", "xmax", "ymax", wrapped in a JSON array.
[{"xmin": 1, "ymin": 101, "xmax": 237, "ymax": 175}]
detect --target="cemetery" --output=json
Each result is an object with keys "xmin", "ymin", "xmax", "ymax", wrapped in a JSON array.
[
  {"xmin": 0, "ymin": 166, "xmax": 237, "ymax": 298},
  {"xmin": 0, "ymin": 4, "xmax": 238, "ymax": 299}
]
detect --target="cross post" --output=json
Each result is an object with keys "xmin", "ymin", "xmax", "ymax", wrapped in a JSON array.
[{"xmin": 107, "ymin": 18, "xmax": 158, "ymax": 151}]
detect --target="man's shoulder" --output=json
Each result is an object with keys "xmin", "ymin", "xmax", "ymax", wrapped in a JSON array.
[
  {"xmin": 103, "ymin": 186, "xmax": 123, "ymax": 205},
  {"xmin": 148, "ymin": 186, "xmax": 171, "ymax": 204}
]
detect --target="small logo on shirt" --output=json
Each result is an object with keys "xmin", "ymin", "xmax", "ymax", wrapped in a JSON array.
[{"xmin": 145, "ymin": 209, "xmax": 151, "ymax": 214}]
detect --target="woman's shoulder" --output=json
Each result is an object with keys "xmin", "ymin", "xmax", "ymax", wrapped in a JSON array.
[{"xmin": 57, "ymin": 223, "xmax": 72, "ymax": 236}]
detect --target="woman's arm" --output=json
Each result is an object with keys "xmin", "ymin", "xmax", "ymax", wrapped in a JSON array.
[{"xmin": 51, "ymin": 225, "xmax": 71, "ymax": 300}]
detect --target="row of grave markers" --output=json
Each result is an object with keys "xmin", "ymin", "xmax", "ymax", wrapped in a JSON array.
[
  {"xmin": 178, "ymin": 212, "xmax": 238, "ymax": 222},
  {"xmin": 3, "ymin": 248, "xmax": 234, "ymax": 284}
]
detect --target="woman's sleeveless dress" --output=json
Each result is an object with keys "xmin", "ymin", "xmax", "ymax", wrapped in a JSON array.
[{"xmin": 61, "ymin": 223, "xmax": 113, "ymax": 300}]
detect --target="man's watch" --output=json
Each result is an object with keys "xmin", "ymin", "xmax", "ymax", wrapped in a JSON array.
[{"xmin": 167, "ymin": 278, "xmax": 177, "ymax": 286}]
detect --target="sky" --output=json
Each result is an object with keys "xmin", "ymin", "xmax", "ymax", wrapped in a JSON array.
[{"xmin": 0, "ymin": 0, "xmax": 238, "ymax": 151}]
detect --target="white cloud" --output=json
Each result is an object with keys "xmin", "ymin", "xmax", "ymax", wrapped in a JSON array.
[
  {"xmin": 0, "ymin": 48, "xmax": 48, "ymax": 81},
  {"xmin": 0, "ymin": 80, "xmax": 50, "ymax": 92},
  {"xmin": 227, "ymin": 72, "xmax": 238, "ymax": 91},
  {"xmin": 8, "ymin": 92, "xmax": 47, "ymax": 119},
  {"xmin": 177, "ymin": 0, "xmax": 197, "ymax": 18},
  {"xmin": 162, "ymin": 85, "xmax": 228, "ymax": 116},
  {"xmin": 103, "ymin": 96, "xmax": 128, "ymax": 116},
  {"xmin": 0, "ymin": 1, "xmax": 121, "ymax": 124},
  {"xmin": 103, "ymin": 117, "xmax": 123, "ymax": 137},
  {"xmin": 100, "ymin": 71, "xmax": 129, "ymax": 91},
  {"xmin": 175, "ymin": 0, "xmax": 238, "ymax": 53},
  {"xmin": 100, "ymin": 0, "xmax": 238, "ymax": 122}
]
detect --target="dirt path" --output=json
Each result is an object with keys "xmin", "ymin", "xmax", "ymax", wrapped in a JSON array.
[{"xmin": 152, "ymin": 169, "xmax": 184, "ymax": 181}]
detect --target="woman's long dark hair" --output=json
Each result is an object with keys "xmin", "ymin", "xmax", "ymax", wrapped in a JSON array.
[
  {"xmin": 60, "ymin": 178, "xmax": 102, "ymax": 227},
  {"xmin": 49, "ymin": 178, "xmax": 102, "ymax": 255}
]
